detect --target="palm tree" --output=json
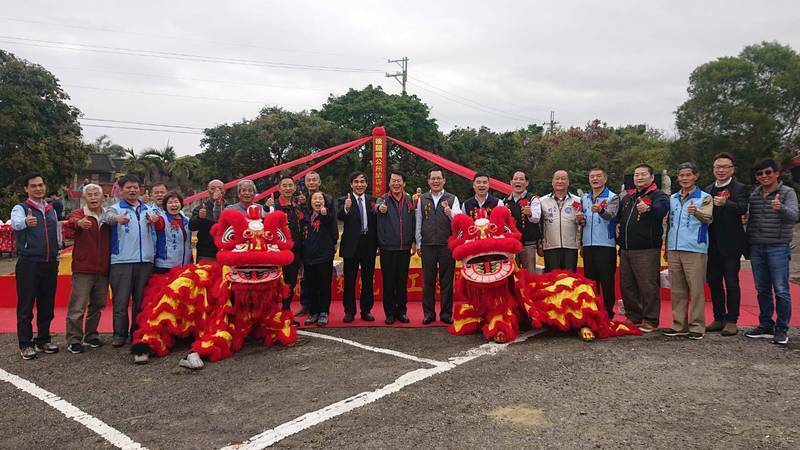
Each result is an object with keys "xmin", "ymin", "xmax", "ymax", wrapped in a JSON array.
[
  {"xmin": 140, "ymin": 142, "xmax": 177, "ymax": 183},
  {"xmin": 121, "ymin": 147, "xmax": 159, "ymax": 185}
]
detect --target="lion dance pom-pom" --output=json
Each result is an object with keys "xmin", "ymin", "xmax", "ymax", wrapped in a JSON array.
[
  {"xmin": 447, "ymin": 207, "xmax": 640, "ymax": 343},
  {"xmin": 131, "ymin": 207, "xmax": 298, "ymax": 368}
]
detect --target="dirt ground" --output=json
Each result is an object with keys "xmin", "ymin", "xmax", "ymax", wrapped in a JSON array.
[{"xmin": 0, "ymin": 328, "xmax": 797, "ymax": 449}]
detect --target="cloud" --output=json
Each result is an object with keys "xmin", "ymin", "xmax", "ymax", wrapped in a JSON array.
[{"xmin": 2, "ymin": 0, "xmax": 799, "ymax": 155}]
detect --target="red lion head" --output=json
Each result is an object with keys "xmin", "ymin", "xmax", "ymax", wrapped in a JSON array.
[
  {"xmin": 211, "ymin": 208, "xmax": 295, "ymax": 284},
  {"xmin": 448, "ymin": 206, "xmax": 522, "ymax": 285}
]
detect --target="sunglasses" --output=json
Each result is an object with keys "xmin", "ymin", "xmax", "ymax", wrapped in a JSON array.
[{"xmin": 755, "ymin": 169, "xmax": 775, "ymax": 177}]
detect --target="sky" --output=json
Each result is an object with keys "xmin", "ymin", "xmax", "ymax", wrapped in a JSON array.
[{"xmin": 3, "ymin": 1, "xmax": 800, "ymax": 156}]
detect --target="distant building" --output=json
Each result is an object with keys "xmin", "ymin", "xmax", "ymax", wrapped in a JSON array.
[{"xmin": 73, "ymin": 152, "xmax": 124, "ymax": 196}]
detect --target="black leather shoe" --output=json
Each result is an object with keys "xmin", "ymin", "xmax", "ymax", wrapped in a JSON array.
[
  {"xmin": 422, "ymin": 317, "xmax": 435, "ymax": 325},
  {"xmin": 441, "ymin": 317, "xmax": 453, "ymax": 325},
  {"xmin": 385, "ymin": 316, "xmax": 395, "ymax": 325},
  {"xmin": 361, "ymin": 312, "xmax": 375, "ymax": 322},
  {"xmin": 397, "ymin": 315, "xmax": 410, "ymax": 323},
  {"xmin": 343, "ymin": 313, "xmax": 354, "ymax": 323},
  {"xmin": 304, "ymin": 314, "xmax": 319, "ymax": 326}
]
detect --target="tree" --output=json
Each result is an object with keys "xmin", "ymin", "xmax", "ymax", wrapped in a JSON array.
[
  {"xmin": 317, "ymin": 85, "xmax": 441, "ymax": 194},
  {"xmin": 121, "ymin": 147, "xmax": 159, "ymax": 186},
  {"xmin": 87, "ymin": 134, "xmax": 127, "ymax": 158},
  {"xmin": 198, "ymin": 107, "xmax": 355, "ymax": 194},
  {"xmin": 0, "ymin": 50, "xmax": 86, "ymax": 217},
  {"xmin": 674, "ymin": 41, "xmax": 800, "ymax": 186}
]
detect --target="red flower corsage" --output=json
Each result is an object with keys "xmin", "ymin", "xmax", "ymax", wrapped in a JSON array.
[
  {"xmin": 519, "ymin": 199, "xmax": 529, "ymax": 208},
  {"xmin": 719, "ymin": 190, "xmax": 730, "ymax": 198},
  {"xmin": 170, "ymin": 218, "xmax": 183, "ymax": 229},
  {"xmin": 311, "ymin": 219, "xmax": 320, "ymax": 231},
  {"xmin": 296, "ymin": 210, "xmax": 305, "ymax": 221},
  {"xmin": 572, "ymin": 200, "xmax": 581, "ymax": 210},
  {"xmin": 599, "ymin": 200, "xmax": 608, "ymax": 209},
  {"xmin": 369, "ymin": 200, "xmax": 376, "ymax": 210}
]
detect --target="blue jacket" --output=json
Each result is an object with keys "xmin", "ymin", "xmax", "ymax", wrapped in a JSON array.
[
  {"xmin": 109, "ymin": 199, "xmax": 157, "ymax": 264},
  {"xmin": 667, "ymin": 187, "xmax": 712, "ymax": 254},
  {"xmin": 580, "ymin": 187, "xmax": 618, "ymax": 248},
  {"xmin": 155, "ymin": 211, "xmax": 192, "ymax": 269}
]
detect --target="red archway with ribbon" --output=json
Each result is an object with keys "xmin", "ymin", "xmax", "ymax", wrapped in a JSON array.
[{"xmin": 183, "ymin": 126, "xmax": 512, "ymax": 206}]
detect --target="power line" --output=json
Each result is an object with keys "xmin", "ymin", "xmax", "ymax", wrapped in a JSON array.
[
  {"xmin": 408, "ymin": 81, "xmax": 538, "ymax": 124},
  {"xmin": 386, "ymin": 57, "xmax": 408, "ymax": 94},
  {"xmin": 0, "ymin": 36, "xmax": 385, "ymax": 73},
  {"xmin": 543, "ymin": 110, "xmax": 560, "ymax": 132},
  {"xmin": 63, "ymin": 84, "xmax": 317, "ymax": 107},
  {"xmin": 50, "ymin": 66, "xmax": 334, "ymax": 93},
  {"xmin": 0, "ymin": 16, "xmax": 383, "ymax": 60},
  {"xmin": 81, "ymin": 124, "xmax": 204, "ymax": 135},
  {"xmin": 410, "ymin": 75, "xmax": 544, "ymax": 123},
  {"xmin": 81, "ymin": 118, "xmax": 206, "ymax": 130}
]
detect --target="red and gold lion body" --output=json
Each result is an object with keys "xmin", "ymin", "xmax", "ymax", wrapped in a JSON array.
[
  {"xmin": 448, "ymin": 207, "xmax": 640, "ymax": 343},
  {"xmin": 131, "ymin": 207, "xmax": 298, "ymax": 363}
]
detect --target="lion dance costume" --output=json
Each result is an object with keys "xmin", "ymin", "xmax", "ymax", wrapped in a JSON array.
[
  {"xmin": 131, "ymin": 206, "xmax": 297, "ymax": 366},
  {"xmin": 447, "ymin": 206, "xmax": 640, "ymax": 343}
]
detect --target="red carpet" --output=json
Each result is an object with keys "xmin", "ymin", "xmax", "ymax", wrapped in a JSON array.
[{"xmin": 1, "ymin": 268, "xmax": 799, "ymax": 334}]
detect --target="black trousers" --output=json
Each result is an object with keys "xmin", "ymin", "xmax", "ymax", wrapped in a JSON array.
[
  {"xmin": 421, "ymin": 245, "xmax": 455, "ymax": 321},
  {"xmin": 583, "ymin": 246, "xmax": 617, "ymax": 317},
  {"xmin": 707, "ymin": 248, "xmax": 741, "ymax": 323},
  {"xmin": 304, "ymin": 261, "xmax": 333, "ymax": 315},
  {"xmin": 343, "ymin": 236, "xmax": 376, "ymax": 316},
  {"xmin": 15, "ymin": 258, "xmax": 58, "ymax": 348},
  {"xmin": 543, "ymin": 248, "xmax": 578, "ymax": 273},
  {"xmin": 380, "ymin": 249, "xmax": 412, "ymax": 319},
  {"xmin": 281, "ymin": 252, "xmax": 301, "ymax": 310}
]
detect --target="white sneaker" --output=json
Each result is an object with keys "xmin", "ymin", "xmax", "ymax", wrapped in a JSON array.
[
  {"xmin": 133, "ymin": 353, "xmax": 149, "ymax": 365},
  {"xmin": 179, "ymin": 352, "xmax": 204, "ymax": 370}
]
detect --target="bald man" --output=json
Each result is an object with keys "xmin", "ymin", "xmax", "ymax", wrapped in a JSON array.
[{"xmin": 189, "ymin": 179, "xmax": 227, "ymax": 261}]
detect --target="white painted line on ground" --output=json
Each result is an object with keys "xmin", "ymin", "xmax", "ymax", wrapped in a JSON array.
[
  {"xmin": 0, "ymin": 367, "xmax": 145, "ymax": 450},
  {"xmin": 297, "ymin": 329, "xmax": 446, "ymax": 367},
  {"xmin": 224, "ymin": 329, "xmax": 543, "ymax": 450}
]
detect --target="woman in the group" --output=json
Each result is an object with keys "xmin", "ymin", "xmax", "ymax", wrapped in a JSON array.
[
  {"xmin": 301, "ymin": 191, "xmax": 337, "ymax": 326},
  {"xmin": 153, "ymin": 191, "xmax": 193, "ymax": 274}
]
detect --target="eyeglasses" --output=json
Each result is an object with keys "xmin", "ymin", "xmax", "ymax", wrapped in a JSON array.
[
  {"xmin": 713, "ymin": 165, "xmax": 733, "ymax": 170},
  {"xmin": 755, "ymin": 169, "xmax": 775, "ymax": 177}
]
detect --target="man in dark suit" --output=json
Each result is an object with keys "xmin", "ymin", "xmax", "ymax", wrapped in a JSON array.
[
  {"xmin": 705, "ymin": 152, "xmax": 749, "ymax": 336},
  {"xmin": 337, "ymin": 171, "xmax": 378, "ymax": 322}
]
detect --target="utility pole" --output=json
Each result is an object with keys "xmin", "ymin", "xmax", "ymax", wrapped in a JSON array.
[
  {"xmin": 386, "ymin": 57, "xmax": 408, "ymax": 95},
  {"xmin": 543, "ymin": 110, "xmax": 559, "ymax": 133}
]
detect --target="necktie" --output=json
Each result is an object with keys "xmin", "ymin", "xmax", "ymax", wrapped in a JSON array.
[{"xmin": 358, "ymin": 197, "xmax": 366, "ymax": 232}]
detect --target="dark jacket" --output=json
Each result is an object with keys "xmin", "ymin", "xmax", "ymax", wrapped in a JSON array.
[
  {"xmin": 189, "ymin": 199, "xmax": 226, "ymax": 259},
  {"xmin": 274, "ymin": 196, "xmax": 305, "ymax": 254},
  {"xmin": 301, "ymin": 208, "xmax": 337, "ymax": 265},
  {"xmin": 337, "ymin": 193, "xmax": 377, "ymax": 259},
  {"xmin": 66, "ymin": 208, "xmax": 110, "ymax": 275},
  {"xmin": 462, "ymin": 195, "xmax": 500, "ymax": 220},
  {"xmin": 14, "ymin": 200, "xmax": 60, "ymax": 262},
  {"xmin": 375, "ymin": 192, "xmax": 416, "ymax": 251},
  {"xmin": 616, "ymin": 183, "xmax": 670, "ymax": 250},
  {"xmin": 747, "ymin": 182, "xmax": 799, "ymax": 245},
  {"xmin": 705, "ymin": 179, "xmax": 749, "ymax": 258}
]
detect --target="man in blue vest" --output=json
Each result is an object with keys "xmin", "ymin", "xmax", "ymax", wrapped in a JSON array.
[
  {"xmin": 107, "ymin": 174, "xmax": 159, "ymax": 348},
  {"xmin": 577, "ymin": 167, "xmax": 619, "ymax": 319},
  {"xmin": 11, "ymin": 173, "xmax": 61, "ymax": 360},
  {"xmin": 662, "ymin": 162, "xmax": 713, "ymax": 340}
]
